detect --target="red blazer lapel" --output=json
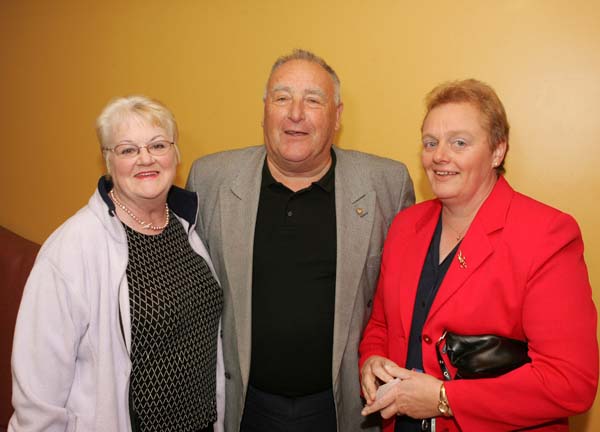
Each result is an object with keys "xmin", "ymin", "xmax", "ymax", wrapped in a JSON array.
[
  {"xmin": 427, "ymin": 177, "xmax": 515, "ymax": 322},
  {"xmin": 427, "ymin": 221, "xmax": 494, "ymax": 322}
]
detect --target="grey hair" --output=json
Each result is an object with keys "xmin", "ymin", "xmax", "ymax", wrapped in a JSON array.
[
  {"xmin": 264, "ymin": 49, "xmax": 342, "ymax": 105},
  {"xmin": 96, "ymin": 95, "xmax": 181, "ymax": 172}
]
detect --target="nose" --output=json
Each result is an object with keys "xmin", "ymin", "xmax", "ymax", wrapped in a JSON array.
[
  {"xmin": 432, "ymin": 142, "xmax": 450, "ymax": 164},
  {"xmin": 288, "ymin": 98, "xmax": 305, "ymax": 122},
  {"xmin": 136, "ymin": 146, "xmax": 155, "ymax": 164}
]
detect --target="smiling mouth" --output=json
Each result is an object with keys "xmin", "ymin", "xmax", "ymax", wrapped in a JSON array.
[
  {"xmin": 434, "ymin": 170, "xmax": 458, "ymax": 176},
  {"xmin": 284, "ymin": 130, "xmax": 309, "ymax": 136},
  {"xmin": 135, "ymin": 171, "xmax": 159, "ymax": 178}
]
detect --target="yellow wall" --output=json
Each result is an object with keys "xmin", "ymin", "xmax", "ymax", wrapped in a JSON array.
[{"xmin": 1, "ymin": 0, "xmax": 599, "ymax": 428}]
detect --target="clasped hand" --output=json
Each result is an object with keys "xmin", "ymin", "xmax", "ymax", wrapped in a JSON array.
[{"xmin": 360, "ymin": 355, "xmax": 443, "ymax": 420}]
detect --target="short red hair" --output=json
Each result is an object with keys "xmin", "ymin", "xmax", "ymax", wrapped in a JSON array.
[{"xmin": 423, "ymin": 79, "xmax": 510, "ymax": 174}]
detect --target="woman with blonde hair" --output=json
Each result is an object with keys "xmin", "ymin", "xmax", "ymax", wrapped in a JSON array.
[{"xmin": 10, "ymin": 96, "xmax": 224, "ymax": 432}]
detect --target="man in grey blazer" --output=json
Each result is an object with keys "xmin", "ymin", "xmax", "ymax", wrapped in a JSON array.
[{"xmin": 187, "ymin": 49, "xmax": 414, "ymax": 432}]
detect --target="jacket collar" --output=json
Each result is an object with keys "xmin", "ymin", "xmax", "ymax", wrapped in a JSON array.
[
  {"xmin": 97, "ymin": 176, "xmax": 198, "ymax": 229},
  {"xmin": 415, "ymin": 175, "xmax": 513, "ymax": 237}
]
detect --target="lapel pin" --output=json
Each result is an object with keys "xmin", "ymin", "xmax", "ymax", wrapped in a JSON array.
[
  {"xmin": 355, "ymin": 207, "xmax": 366, "ymax": 217},
  {"xmin": 458, "ymin": 250, "xmax": 467, "ymax": 269}
]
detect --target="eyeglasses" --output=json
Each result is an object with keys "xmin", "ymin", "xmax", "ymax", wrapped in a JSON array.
[{"xmin": 103, "ymin": 141, "xmax": 174, "ymax": 159}]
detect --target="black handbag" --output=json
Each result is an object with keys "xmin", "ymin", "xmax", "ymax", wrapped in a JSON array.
[{"xmin": 436, "ymin": 330, "xmax": 531, "ymax": 380}]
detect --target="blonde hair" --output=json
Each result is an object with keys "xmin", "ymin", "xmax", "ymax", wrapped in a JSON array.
[{"xmin": 96, "ymin": 95, "xmax": 180, "ymax": 170}]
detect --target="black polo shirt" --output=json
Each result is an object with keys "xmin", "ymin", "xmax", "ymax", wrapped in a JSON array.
[{"xmin": 249, "ymin": 153, "xmax": 337, "ymax": 397}]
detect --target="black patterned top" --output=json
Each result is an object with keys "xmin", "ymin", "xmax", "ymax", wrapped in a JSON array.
[{"xmin": 124, "ymin": 212, "xmax": 222, "ymax": 432}]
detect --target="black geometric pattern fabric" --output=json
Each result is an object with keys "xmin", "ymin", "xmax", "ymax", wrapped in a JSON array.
[{"xmin": 124, "ymin": 213, "xmax": 223, "ymax": 432}]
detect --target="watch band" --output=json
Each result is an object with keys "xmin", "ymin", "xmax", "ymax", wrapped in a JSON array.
[{"xmin": 438, "ymin": 383, "xmax": 451, "ymax": 417}]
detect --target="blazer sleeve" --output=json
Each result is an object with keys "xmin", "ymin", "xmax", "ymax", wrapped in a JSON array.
[
  {"xmin": 186, "ymin": 158, "xmax": 212, "ymax": 246},
  {"xmin": 446, "ymin": 212, "xmax": 598, "ymax": 431},
  {"xmin": 396, "ymin": 168, "xmax": 415, "ymax": 215},
  {"xmin": 359, "ymin": 257, "xmax": 391, "ymax": 369},
  {"xmin": 358, "ymin": 211, "xmax": 409, "ymax": 370}
]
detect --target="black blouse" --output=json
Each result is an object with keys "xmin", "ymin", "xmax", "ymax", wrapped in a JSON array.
[
  {"xmin": 396, "ymin": 215, "xmax": 460, "ymax": 432},
  {"xmin": 125, "ymin": 213, "xmax": 222, "ymax": 432}
]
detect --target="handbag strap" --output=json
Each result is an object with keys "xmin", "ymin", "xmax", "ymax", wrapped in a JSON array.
[{"xmin": 436, "ymin": 331, "xmax": 452, "ymax": 381}]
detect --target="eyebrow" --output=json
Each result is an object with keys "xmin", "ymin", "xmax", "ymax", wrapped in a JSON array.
[
  {"xmin": 304, "ymin": 88, "xmax": 326, "ymax": 99},
  {"xmin": 270, "ymin": 85, "xmax": 327, "ymax": 99},
  {"xmin": 118, "ymin": 135, "xmax": 167, "ymax": 144},
  {"xmin": 270, "ymin": 85, "xmax": 292, "ymax": 94},
  {"xmin": 422, "ymin": 130, "xmax": 474, "ymax": 138}
]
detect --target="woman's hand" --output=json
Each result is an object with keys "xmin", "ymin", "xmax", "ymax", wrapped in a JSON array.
[
  {"xmin": 360, "ymin": 355, "xmax": 403, "ymax": 405},
  {"xmin": 361, "ymin": 363, "xmax": 446, "ymax": 420}
]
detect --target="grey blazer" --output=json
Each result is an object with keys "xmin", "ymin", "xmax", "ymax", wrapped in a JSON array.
[{"xmin": 187, "ymin": 145, "xmax": 415, "ymax": 432}]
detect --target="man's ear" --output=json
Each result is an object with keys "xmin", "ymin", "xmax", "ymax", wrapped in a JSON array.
[{"xmin": 334, "ymin": 103, "xmax": 344, "ymax": 131}]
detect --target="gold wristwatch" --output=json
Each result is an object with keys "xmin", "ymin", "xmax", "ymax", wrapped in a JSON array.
[{"xmin": 438, "ymin": 383, "xmax": 451, "ymax": 417}]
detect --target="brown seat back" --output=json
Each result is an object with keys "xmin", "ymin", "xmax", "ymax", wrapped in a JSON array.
[{"xmin": 0, "ymin": 226, "xmax": 40, "ymax": 429}]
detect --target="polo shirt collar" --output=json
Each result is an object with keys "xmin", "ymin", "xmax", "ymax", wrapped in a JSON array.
[{"xmin": 261, "ymin": 149, "xmax": 336, "ymax": 192}]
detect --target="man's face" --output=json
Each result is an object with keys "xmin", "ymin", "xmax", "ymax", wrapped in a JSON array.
[{"xmin": 263, "ymin": 59, "xmax": 343, "ymax": 176}]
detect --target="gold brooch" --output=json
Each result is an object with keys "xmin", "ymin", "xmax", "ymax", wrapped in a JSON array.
[{"xmin": 458, "ymin": 250, "xmax": 467, "ymax": 269}]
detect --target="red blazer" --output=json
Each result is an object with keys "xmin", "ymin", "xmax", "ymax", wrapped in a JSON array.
[{"xmin": 359, "ymin": 177, "xmax": 598, "ymax": 432}]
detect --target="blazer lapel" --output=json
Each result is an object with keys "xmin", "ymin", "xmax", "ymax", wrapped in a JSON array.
[
  {"xmin": 427, "ymin": 177, "xmax": 513, "ymax": 321},
  {"xmin": 426, "ymin": 221, "xmax": 494, "ymax": 321},
  {"xmin": 331, "ymin": 150, "xmax": 378, "ymax": 383},
  {"xmin": 219, "ymin": 147, "xmax": 265, "ymax": 387}
]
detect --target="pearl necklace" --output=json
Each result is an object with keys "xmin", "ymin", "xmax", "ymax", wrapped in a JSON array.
[{"xmin": 109, "ymin": 189, "xmax": 169, "ymax": 231}]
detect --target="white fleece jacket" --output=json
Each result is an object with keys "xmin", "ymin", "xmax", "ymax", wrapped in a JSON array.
[{"xmin": 9, "ymin": 181, "xmax": 224, "ymax": 432}]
